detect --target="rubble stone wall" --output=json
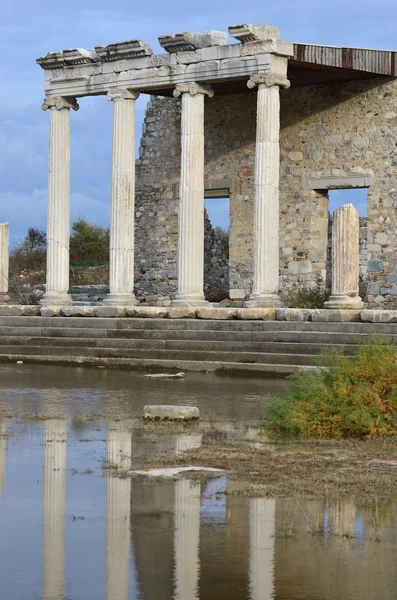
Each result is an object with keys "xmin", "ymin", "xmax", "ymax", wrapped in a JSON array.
[{"xmin": 135, "ymin": 77, "xmax": 397, "ymax": 308}]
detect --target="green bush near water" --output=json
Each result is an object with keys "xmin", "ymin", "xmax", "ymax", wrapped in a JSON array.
[{"xmin": 267, "ymin": 337, "xmax": 397, "ymax": 439}]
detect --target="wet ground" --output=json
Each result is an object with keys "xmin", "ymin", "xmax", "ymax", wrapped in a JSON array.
[{"xmin": 1, "ymin": 365, "xmax": 397, "ymax": 600}]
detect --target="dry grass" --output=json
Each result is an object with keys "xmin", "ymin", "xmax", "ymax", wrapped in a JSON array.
[{"xmin": 126, "ymin": 437, "xmax": 397, "ymax": 500}]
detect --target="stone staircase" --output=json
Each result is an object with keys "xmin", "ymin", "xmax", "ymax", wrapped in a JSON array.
[{"xmin": 0, "ymin": 316, "xmax": 395, "ymax": 375}]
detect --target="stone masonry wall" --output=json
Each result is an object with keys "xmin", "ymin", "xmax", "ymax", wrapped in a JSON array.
[
  {"xmin": 135, "ymin": 77, "xmax": 397, "ymax": 308},
  {"xmin": 204, "ymin": 210, "xmax": 229, "ymax": 302}
]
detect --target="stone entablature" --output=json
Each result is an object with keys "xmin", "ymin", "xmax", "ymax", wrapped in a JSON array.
[{"xmin": 37, "ymin": 26, "xmax": 292, "ymax": 100}]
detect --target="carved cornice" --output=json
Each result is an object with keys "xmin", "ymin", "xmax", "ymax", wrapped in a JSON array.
[
  {"xmin": 247, "ymin": 73, "xmax": 290, "ymax": 89},
  {"xmin": 95, "ymin": 40, "xmax": 152, "ymax": 62},
  {"xmin": 159, "ymin": 30, "xmax": 227, "ymax": 53},
  {"xmin": 42, "ymin": 97, "xmax": 80, "ymax": 111},
  {"xmin": 173, "ymin": 82, "xmax": 214, "ymax": 98},
  {"xmin": 37, "ymin": 48, "xmax": 98, "ymax": 70},
  {"xmin": 107, "ymin": 89, "xmax": 140, "ymax": 102},
  {"xmin": 229, "ymin": 23, "xmax": 280, "ymax": 43}
]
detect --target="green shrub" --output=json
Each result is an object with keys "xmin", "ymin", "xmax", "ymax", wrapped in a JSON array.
[
  {"xmin": 69, "ymin": 218, "xmax": 109, "ymax": 264},
  {"xmin": 284, "ymin": 275, "xmax": 330, "ymax": 309},
  {"xmin": 267, "ymin": 337, "xmax": 397, "ymax": 439}
]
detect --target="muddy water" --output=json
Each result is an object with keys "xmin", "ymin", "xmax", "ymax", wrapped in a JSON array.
[{"xmin": 1, "ymin": 366, "xmax": 397, "ymax": 600}]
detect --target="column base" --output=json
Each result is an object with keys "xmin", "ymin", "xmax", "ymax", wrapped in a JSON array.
[
  {"xmin": 172, "ymin": 294, "xmax": 209, "ymax": 307},
  {"xmin": 324, "ymin": 295, "xmax": 364, "ymax": 310},
  {"xmin": 0, "ymin": 293, "xmax": 10, "ymax": 304},
  {"xmin": 245, "ymin": 294, "xmax": 283, "ymax": 308},
  {"xmin": 41, "ymin": 292, "xmax": 72, "ymax": 307},
  {"xmin": 103, "ymin": 293, "xmax": 138, "ymax": 307}
]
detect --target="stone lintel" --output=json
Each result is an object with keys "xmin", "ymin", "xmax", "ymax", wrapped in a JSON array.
[
  {"xmin": 304, "ymin": 170, "xmax": 374, "ymax": 190},
  {"xmin": 37, "ymin": 48, "xmax": 98, "ymax": 69},
  {"xmin": 173, "ymin": 177, "xmax": 239, "ymax": 199},
  {"xmin": 95, "ymin": 39, "xmax": 153, "ymax": 61},
  {"xmin": 229, "ymin": 23, "xmax": 280, "ymax": 43},
  {"xmin": 158, "ymin": 30, "xmax": 228, "ymax": 53}
]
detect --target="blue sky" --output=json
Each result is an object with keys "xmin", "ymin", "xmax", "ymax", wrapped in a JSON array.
[{"xmin": 0, "ymin": 1, "xmax": 394, "ymax": 242}]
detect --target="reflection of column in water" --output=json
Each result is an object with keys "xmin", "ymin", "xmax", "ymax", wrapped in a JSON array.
[
  {"xmin": 174, "ymin": 479, "xmax": 201, "ymax": 600},
  {"xmin": 328, "ymin": 498, "xmax": 356, "ymax": 537},
  {"xmin": 106, "ymin": 424, "xmax": 132, "ymax": 600},
  {"xmin": 174, "ymin": 434, "xmax": 203, "ymax": 456},
  {"xmin": 249, "ymin": 498, "xmax": 275, "ymax": 600},
  {"xmin": 43, "ymin": 419, "xmax": 67, "ymax": 600},
  {"xmin": 0, "ymin": 420, "xmax": 6, "ymax": 498}
]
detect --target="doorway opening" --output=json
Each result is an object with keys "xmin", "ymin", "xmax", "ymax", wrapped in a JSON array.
[
  {"xmin": 203, "ymin": 197, "xmax": 230, "ymax": 302},
  {"xmin": 327, "ymin": 188, "xmax": 369, "ymax": 295}
]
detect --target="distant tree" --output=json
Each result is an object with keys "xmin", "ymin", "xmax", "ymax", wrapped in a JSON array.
[
  {"xmin": 26, "ymin": 228, "xmax": 47, "ymax": 251},
  {"xmin": 69, "ymin": 218, "xmax": 110, "ymax": 264}
]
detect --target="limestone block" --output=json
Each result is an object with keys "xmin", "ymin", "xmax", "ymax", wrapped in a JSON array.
[
  {"xmin": 143, "ymin": 405, "xmax": 200, "ymax": 421},
  {"xmin": 60, "ymin": 306, "xmax": 98, "ymax": 317},
  {"xmin": 361, "ymin": 310, "xmax": 397, "ymax": 323},
  {"xmin": 230, "ymin": 289, "xmax": 246, "ymax": 300},
  {"xmin": 96, "ymin": 306, "xmax": 124, "ymax": 318},
  {"xmin": 40, "ymin": 306, "xmax": 62, "ymax": 317},
  {"xmin": 0, "ymin": 305, "xmax": 24, "ymax": 316},
  {"xmin": 311, "ymin": 309, "xmax": 362, "ymax": 322},
  {"xmin": 169, "ymin": 307, "xmax": 197, "ymax": 319},
  {"xmin": 125, "ymin": 306, "xmax": 169, "ymax": 318},
  {"xmin": 196, "ymin": 307, "xmax": 237, "ymax": 320},
  {"xmin": 236, "ymin": 308, "xmax": 275, "ymax": 320},
  {"xmin": 276, "ymin": 308, "xmax": 312, "ymax": 321},
  {"xmin": 21, "ymin": 305, "xmax": 41, "ymax": 316}
]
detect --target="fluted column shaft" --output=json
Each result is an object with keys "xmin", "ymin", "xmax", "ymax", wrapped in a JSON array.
[
  {"xmin": 106, "ymin": 424, "xmax": 132, "ymax": 600},
  {"xmin": 249, "ymin": 498, "xmax": 275, "ymax": 600},
  {"xmin": 43, "ymin": 419, "xmax": 67, "ymax": 600},
  {"xmin": 325, "ymin": 203, "xmax": 364, "ymax": 309},
  {"xmin": 173, "ymin": 83, "xmax": 213, "ymax": 306},
  {"xmin": 0, "ymin": 223, "xmax": 9, "ymax": 303},
  {"xmin": 174, "ymin": 478, "xmax": 201, "ymax": 600},
  {"xmin": 246, "ymin": 74, "xmax": 289, "ymax": 308},
  {"xmin": 41, "ymin": 97, "xmax": 78, "ymax": 306},
  {"xmin": 0, "ymin": 420, "xmax": 6, "ymax": 497},
  {"xmin": 104, "ymin": 90, "xmax": 139, "ymax": 306}
]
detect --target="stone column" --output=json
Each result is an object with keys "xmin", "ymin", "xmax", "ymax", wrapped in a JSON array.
[
  {"xmin": 104, "ymin": 90, "xmax": 140, "ymax": 306},
  {"xmin": 246, "ymin": 74, "xmax": 290, "ymax": 308},
  {"xmin": 41, "ymin": 97, "xmax": 78, "ymax": 306},
  {"xmin": 174, "ymin": 478, "xmax": 201, "ymax": 599},
  {"xmin": 0, "ymin": 223, "xmax": 9, "ymax": 303},
  {"xmin": 325, "ymin": 204, "xmax": 364, "ymax": 309},
  {"xmin": 172, "ymin": 83, "xmax": 214, "ymax": 306},
  {"xmin": 106, "ymin": 423, "xmax": 132, "ymax": 600},
  {"xmin": 43, "ymin": 419, "xmax": 67, "ymax": 600},
  {"xmin": 249, "ymin": 498, "xmax": 275, "ymax": 600}
]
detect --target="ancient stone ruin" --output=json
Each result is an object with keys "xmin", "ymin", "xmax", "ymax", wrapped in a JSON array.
[{"xmin": 35, "ymin": 24, "xmax": 397, "ymax": 310}]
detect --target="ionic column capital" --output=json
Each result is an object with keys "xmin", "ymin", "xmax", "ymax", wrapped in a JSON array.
[
  {"xmin": 107, "ymin": 89, "xmax": 140, "ymax": 102},
  {"xmin": 247, "ymin": 73, "xmax": 290, "ymax": 90},
  {"xmin": 42, "ymin": 97, "xmax": 79, "ymax": 111},
  {"xmin": 173, "ymin": 82, "xmax": 214, "ymax": 98}
]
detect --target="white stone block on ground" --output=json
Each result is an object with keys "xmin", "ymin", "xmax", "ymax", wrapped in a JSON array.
[
  {"xmin": 196, "ymin": 307, "xmax": 237, "ymax": 320},
  {"xmin": 236, "ymin": 308, "xmax": 275, "ymax": 320},
  {"xmin": 311, "ymin": 309, "xmax": 362, "ymax": 322},
  {"xmin": 126, "ymin": 306, "xmax": 169, "ymax": 318},
  {"xmin": 133, "ymin": 466, "xmax": 223, "ymax": 477},
  {"xmin": 143, "ymin": 405, "xmax": 200, "ymax": 420},
  {"xmin": 169, "ymin": 306, "xmax": 197, "ymax": 319},
  {"xmin": 361, "ymin": 310, "xmax": 397, "ymax": 323}
]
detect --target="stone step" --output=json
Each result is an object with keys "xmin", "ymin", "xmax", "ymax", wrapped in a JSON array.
[
  {"xmin": 1, "ymin": 315, "xmax": 397, "ymax": 334},
  {"xmin": 0, "ymin": 325, "xmax": 394, "ymax": 345},
  {"xmin": 0, "ymin": 344, "xmax": 325, "ymax": 365},
  {"xmin": 0, "ymin": 353, "xmax": 315, "ymax": 375},
  {"xmin": 0, "ymin": 335, "xmax": 358, "ymax": 355}
]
